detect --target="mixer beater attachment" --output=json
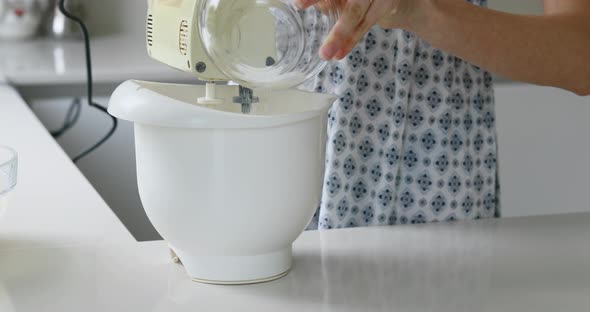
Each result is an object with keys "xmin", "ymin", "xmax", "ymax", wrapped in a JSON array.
[{"xmin": 233, "ymin": 85, "xmax": 259, "ymax": 114}]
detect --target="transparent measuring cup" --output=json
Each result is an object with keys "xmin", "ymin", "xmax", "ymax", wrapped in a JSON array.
[
  {"xmin": 0, "ymin": 146, "xmax": 17, "ymax": 215},
  {"xmin": 199, "ymin": 0, "xmax": 341, "ymax": 89}
]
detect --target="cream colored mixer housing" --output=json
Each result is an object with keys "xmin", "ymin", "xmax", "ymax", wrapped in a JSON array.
[
  {"xmin": 146, "ymin": 0, "xmax": 270, "ymax": 113},
  {"xmin": 146, "ymin": 0, "xmax": 280, "ymax": 82},
  {"xmin": 146, "ymin": 0, "xmax": 226, "ymax": 80},
  {"xmin": 108, "ymin": 0, "xmax": 337, "ymax": 284}
]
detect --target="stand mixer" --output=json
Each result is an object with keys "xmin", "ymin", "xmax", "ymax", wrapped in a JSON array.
[
  {"xmin": 108, "ymin": 0, "xmax": 338, "ymax": 284},
  {"xmin": 141, "ymin": 0, "xmax": 335, "ymax": 112}
]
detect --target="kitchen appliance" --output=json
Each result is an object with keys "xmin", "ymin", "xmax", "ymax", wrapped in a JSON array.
[
  {"xmin": 0, "ymin": 0, "xmax": 50, "ymax": 40},
  {"xmin": 46, "ymin": 0, "xmax": 83, "ymax": 39},
  {"xmin": 108, "ymin": 0, "xmax": 338, "ymax": 284}
]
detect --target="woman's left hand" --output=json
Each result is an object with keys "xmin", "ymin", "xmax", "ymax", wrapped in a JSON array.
[{"xmin": 295, "ymin": 0, "xmax": 417, "ymax": 60}]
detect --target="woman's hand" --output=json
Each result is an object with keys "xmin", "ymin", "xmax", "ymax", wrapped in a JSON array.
[{"xmin": 295, "ymin": 0, "xmax": 416, "ymax": 60}]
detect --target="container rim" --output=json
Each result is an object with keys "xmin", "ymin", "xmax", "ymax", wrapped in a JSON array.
[{"xmin": 0, "ymin": 145, "xmax": 17, "ymax": 169}]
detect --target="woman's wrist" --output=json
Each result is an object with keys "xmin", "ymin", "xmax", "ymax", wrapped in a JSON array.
[
  {"xmin": 398, "ymin": 0, "xmax": 440, "ymax": 36},
  {"xmin": 400, "ymin": 0, "xmax": 476, "ymax": 50}
]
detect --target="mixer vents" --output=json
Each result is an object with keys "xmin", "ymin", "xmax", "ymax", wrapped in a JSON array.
[
  {"xmin": 147, "ymin": 14, "xmax": 154, "ymax": 46},
  {"xmin": 179, "ymin": 20, "xmax": 189, "ymax": 55}
]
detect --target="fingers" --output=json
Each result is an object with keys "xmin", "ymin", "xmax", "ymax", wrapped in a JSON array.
[
  {"xmin": 331, "ymin": 20, "xmax": 372, "ymax": 60},
  {"xmin": 319, "ymin": 0, "xmax": 373, "ymax": 60},
  {"xmin": 332, "ymin": 0, "xmax": 389, "ymax": 59}
]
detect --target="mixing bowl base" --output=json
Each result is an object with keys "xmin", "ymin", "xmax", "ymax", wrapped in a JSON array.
[
  {"xmin": 173, "ymin": 246, "xmax": 293, "ymax": 285},
  {"xmin": 192, "ymin": 269, "xmax": 291, "ymax": 285}
]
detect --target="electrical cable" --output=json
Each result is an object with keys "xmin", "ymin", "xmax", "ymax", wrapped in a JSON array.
[
  {"xmin": 58, "ymin": 0, "xmax": 118, "ymax": 163},
  {"xmin": 51, "ymin": 97, "xmax": 81, "ymax": 138}
]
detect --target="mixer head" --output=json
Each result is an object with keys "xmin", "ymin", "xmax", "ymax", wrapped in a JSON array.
[
  {"xmin": 145, "ymin": 0, "xmax": 279, "ymax": 83},
  {"xmin": 146, "ymin": 0, "xmax": 285, "ymax": 112},
  {"xmin": 145, "ymin": 0, "xmax": 337, "ymax": 113}
]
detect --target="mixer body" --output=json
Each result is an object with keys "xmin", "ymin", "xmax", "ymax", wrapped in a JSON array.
[
  {"xmin": 145, "ymin": 0, "xmax": 336, "ymax": 90},
  {"xmin": 145, "ymin": 0, "xmax": 280, "ymax": 83},
  {"xmin": 109, "ymin": 80, "xmax": 335, "ymax": 284}
]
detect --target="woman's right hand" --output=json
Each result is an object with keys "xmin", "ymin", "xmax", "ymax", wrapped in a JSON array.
[{"xmin": 295, "ymin": 0, "xmax": 419, "ymax": 60}]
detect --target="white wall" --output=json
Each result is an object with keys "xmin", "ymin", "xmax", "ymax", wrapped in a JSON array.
[
  {"xmin": 495, "ymin": 85, "xmax": 590, "ymax": 218},
  {"xmin": 83, "ymin": 0, "xmax": 147, "ymax": 36}
]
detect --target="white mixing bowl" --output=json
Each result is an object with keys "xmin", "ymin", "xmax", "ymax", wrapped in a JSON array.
[{"xmin": 109, "ymin": 80, "xmax": 335, "ymax": 284}]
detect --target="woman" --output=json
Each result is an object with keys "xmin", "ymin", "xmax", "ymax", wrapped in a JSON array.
[{"xmin": 299, "ymin": 0, "xmax": 590, "ymax": 229}]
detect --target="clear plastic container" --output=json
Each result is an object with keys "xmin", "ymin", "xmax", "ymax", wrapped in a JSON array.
[
  {"xmin": 199, "ymin": 0, "xmax": 340, "ymax": 90},
  {"xmin": 0, "ymin": 145, "xmax": 17, "ymax": 214}
]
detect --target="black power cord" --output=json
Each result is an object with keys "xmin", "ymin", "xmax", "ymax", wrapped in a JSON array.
[
  {"xmin": 58, "ymin": 0, "xmax": 118, "ymax": 163},
  {"xmin": 51, "ymin": 97, "xmax": 81, "ymax": 139}
]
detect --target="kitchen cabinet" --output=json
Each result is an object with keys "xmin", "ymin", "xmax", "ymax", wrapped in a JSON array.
[
  {"xmin": 2, "ymin": 35, "xmax": 193, "ymax": 241},
  {"xmin": 0, "ymin": 85, "xmax": 133, "ymax": 249},
  {"xmin": 29, "ymin": 95, "xmax": 161, "ymax": 241}
]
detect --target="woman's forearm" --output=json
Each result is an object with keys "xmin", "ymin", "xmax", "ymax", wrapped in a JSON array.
[{"xmin": 407, "ymin": 0, "xmax": 590, "ymax": 95}]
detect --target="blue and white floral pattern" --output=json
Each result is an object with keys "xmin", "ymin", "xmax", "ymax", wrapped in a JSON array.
[{"xmin": 304, "ymin": 0, "xmax": 500, "ymax": 230}]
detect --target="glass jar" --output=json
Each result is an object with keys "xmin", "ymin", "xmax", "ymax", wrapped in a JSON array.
[{"xmin": 199, "ymin": 0, "xmax": 340, "ymax": 89}]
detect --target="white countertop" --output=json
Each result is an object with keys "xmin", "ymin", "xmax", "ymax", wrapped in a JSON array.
[
  {"xmin": 0, "ymin": 213, "xmax": 589, "ymax": 312},
  {"xmin": 0, "ymin": 35, "xmax": 193, "ymax": 86},
  {"xmin": 0, "ymin": 84, "xmax": 134, "ymax": 249}
]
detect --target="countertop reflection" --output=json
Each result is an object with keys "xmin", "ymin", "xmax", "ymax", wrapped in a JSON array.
[
  {"xmin": 0, "ymin": 35, "xmax": 192, "ymax": 86},
  {"xmin": 1, "ymin": 213, "xmax": 589, "ymax": 312}
]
